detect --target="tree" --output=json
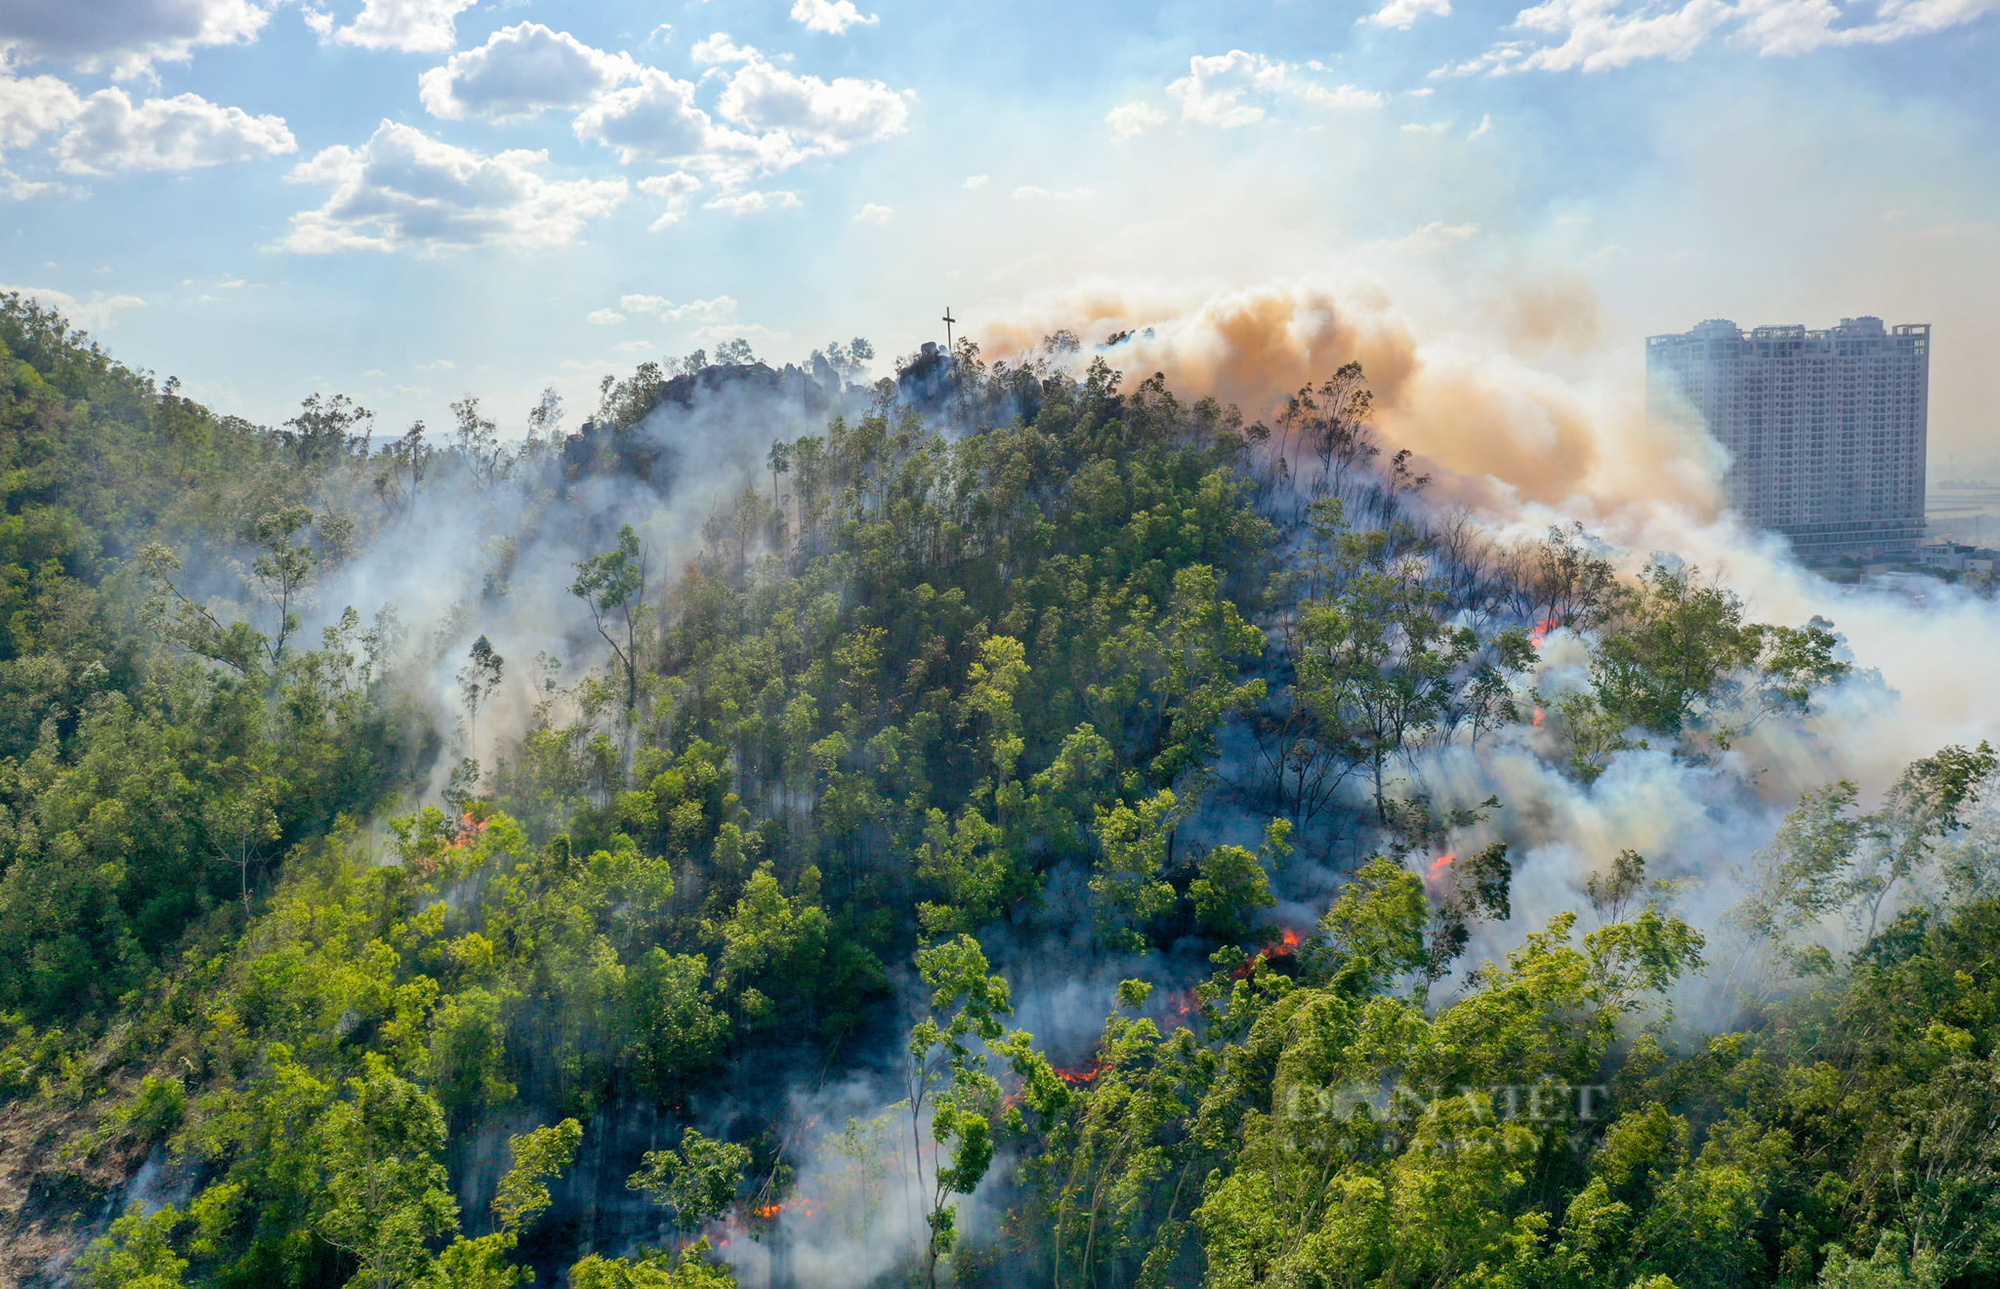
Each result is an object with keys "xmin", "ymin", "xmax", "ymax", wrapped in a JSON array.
[
  {"xmin": 282, "ymin": 392, "xmax": 374, "ymax": 465},
  {"xmin": 572, "ymin": 524, "xmax": 648, "ymax": 714},
  {"xmin": 1190, "ymin": 819, "xmax": 1289, "ymax": 942},
  {"xmin": 906, "ymin": 935, "xmax": 1016, "ymax": 1289},
  {"xmin": 376, "ymin": 421, "xmax": 435, "ymax": 516},
  {"xmin": 314, "ymin": 1056, "xmax": 461, "ymax": 1289},
  {"xmin": 1293, "ymin": 536, "xmax": 1475, "ymax": 822},
  {"xmin": 252, "ymin": 504, "xmax": 318, "ymax": 664},
  {"xmin": 453, "ymin": 395, "xmax": 510, "ymax": 490},
  {"xmin": 629, "ymin": 1128, "xmax": 750, "ymax": 1235},
  {"xmin": 440, "ymin": 1119, "xmax": 584, "ymax": 1288},
  {"xmin": 204, "ymin": 778, "xmax": 281, "ymax": 914},
  {"xmin": 459, "ymin": 634, "xmax": 505, "ymax": 751}
]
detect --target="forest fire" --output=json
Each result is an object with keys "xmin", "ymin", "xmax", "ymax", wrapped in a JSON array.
[
  {"xmin": 1230, "ymin": 928, "xmax": 1307, "ymax": 978},
  {"xmin": 1055, "ymin": 1059, "xmax": 1108, "ymax": 1086},
  {"xmin": 1533, "ymin": 707, "xmax": 1546, "ymax": 727},
  {"xmin": 1529, "ymin": 617, "xmax": 1559, "ymax": 648},
  {"xmin": 1426, "ymin": 854, "xmax": 1456, "ymax": 884},
  {"xmin": 753, "ymin": 1196, "xmax": 820, "ymax": 1220}
]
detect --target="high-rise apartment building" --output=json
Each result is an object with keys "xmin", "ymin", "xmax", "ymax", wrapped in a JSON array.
[{"xmin": 1646, "ymin": 316, "xmax": 1930, "ymax": 561}]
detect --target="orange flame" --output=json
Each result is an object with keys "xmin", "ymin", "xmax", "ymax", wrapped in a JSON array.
[
  {"xmin": 1529, "ymin": 617, "xmax": 1559, "ymax": 648},
  {"xmin": 1055, "ymin": 1060, "xmax": 1107, "ymax": 1086},
  {"xmin": 1532, "ymin": 707, "xmax": 1546, "ymax": 727},
  {"xmin": 1231, "ymin": 928, "xmax": 1308, "ymax": 978}
]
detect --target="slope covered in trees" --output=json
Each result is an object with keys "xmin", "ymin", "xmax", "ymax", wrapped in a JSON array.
[{"xmin": 2, "ymin": 294, "xmax": 1996, "ymax": 1289}]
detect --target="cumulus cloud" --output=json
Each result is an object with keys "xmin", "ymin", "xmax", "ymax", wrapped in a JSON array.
[
  {"xmin": 1106, "ymin": 100, "xmax": 1167, "ymax": 141},
  {"xmin": 713, "ymin": 60, "xmax": 910, "ymax": 151},
  {"xmin": 853, "ymin": 201, "xmax": 892, "ymax": 223},
  {"xmin": 0, "ymin": 283, "xmax": 145, "ymax": 329},
  {"xmin": 577, "ymin": 55, "xmax": 908, "ymax": 187},
  {"xmin": 962, "ymin": 173, "xmax": 989, "ymax": 189},
  {"xmin": 308, "ymin": 0, "xmax": 478, "ymax": 54},
  {"xmin": 0, "ymin": 73, "xmax": 83, "ymax": 152},
  {"xmin": 1363, "ymin": 0, "xmax": 1453, "ymax": 26},
  {"xmin": 703, "ymin": 188, "xmax": 800, "ymax": 214},
  {"xmin": 691, "ymin": 32, "xmax": 762, "ymax": 65},
  {"xmin": 637, "ymin": 170, "xmax": 701, "ymax": 229},
  {"xmin": 418, "ymin": 23, "xmax": 639, "ymax": 121},
  {"xmin": 619, "ymin": 293, "xmax": 737, "ymax": 322},
  {"xmin": 587, "ymin": 308, "xmax": 625, "ymax": 325},
  {"xmin": 55, "ymin": 88, "xmax": 294, "ymax": 173},
  {"xmin": 1436, "ymin": 0, "xmax": 1997, "ymax": 75},
  {"xmin": 790, "ymin": 0, "xmax": 879, "ymax": 33},
  {"xmin": 1166, "ymin": 51, "xmax": 1384, "ymax": 128},
  {"xmin": 0, "ymin": 0, "xmax": 273, "ymax": 76},
  {"xmin": 283, "ymin": 120, "xmax": 628, "ymax": 254},
  {"xmin": 574, "ymin": 68, "xmax": 725, "ymax": 165},
  {"xmin": 1378, "ymin": 219, "xmax": 1481, "ymax": 252}
]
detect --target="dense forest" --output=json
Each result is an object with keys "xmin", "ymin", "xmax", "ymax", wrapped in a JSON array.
[{"xmin": 2, "ymin": 291, "xmax": 1997, "ymax": 1289}]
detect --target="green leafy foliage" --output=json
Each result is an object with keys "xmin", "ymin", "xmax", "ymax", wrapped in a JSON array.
[{"xmin": 7, "ymin": 301, "xmax": 1955, "ymax": 1289}]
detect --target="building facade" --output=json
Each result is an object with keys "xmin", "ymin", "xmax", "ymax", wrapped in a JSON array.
[{"xmin": 1646, "ymin": 316, "xmax": 1930, "ymax": 561}]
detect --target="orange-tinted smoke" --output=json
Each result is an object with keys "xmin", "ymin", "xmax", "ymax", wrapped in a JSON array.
[{"xmin": 978, "ymin": 282, "xmax": 1724, "ymax": 518}]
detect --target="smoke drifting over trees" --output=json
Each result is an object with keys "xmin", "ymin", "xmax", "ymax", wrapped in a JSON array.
[{"xmin": 4, "ymin": 289, "xmax": 2000, "ymax": 1289}]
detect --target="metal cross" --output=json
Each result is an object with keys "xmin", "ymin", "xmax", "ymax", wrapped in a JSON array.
[{"xmin": 942, "ymin": 307, "xmax": 956, "ymax": 351}]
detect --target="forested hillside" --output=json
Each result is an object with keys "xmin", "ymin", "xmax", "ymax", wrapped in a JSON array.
[{"xmin": 3, "ymin": 292, "xmax": 1997, "ymax": 1289}]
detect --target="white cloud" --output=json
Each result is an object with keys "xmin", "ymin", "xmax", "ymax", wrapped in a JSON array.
[
  {"xmin": 0, "ymin": 0, "xmax": 273, "ymax": 76},
  {"xmin": 636, "ymin": 170, "xmax": 702, "ymax": 229},
  {"xmin": 417, "ymin": 357, "xmax": 454, "ymax": 369},
  {"xmin": 0, "ymin": 73, "xmax": 83, "ymax": 152},
  {"xmin": 283, "ymin": 120, "xmax": 628, "ymax": 254},
  {"xmin": 962, "ymin": 173, "xmax": 989, "ymax": 189},
  {"xmin": 0, "ymin": 284, "xmax": 145, "ymax": 329},
  {"xmin": 690, "ymin": 320, "xmax": 784, "ymax": 345},
  {"xmin": 1362, "ymin": 0, "xmax": 1453, "ymax": 27},
  {"xmin": 55, "ymin": 88, "xmax": 294, "ymax": 173},
  {"xmin": 569, "ymin": 47, "xmax": 911, "ymax": 189},
  {"xmin": 714, "ymin": 61, "xmax": 910, "ymax": 150},
  {"xmin": 1166, "ymin": 51, "xmax": 1382, "ymax": 128},
  {"xmin": 1469, "ymin": 113, "xmax": 1494, "ymax": 137},
  {"xmin": 853, "ymin": 201, "xmax": 892, "ymax": 223},
  {"xmin": 790, "ymin": 0, "xmax": 879, "ymax": 34},
  {"xmin": 588, "ymin": 308, "xmax": 626, "ymax": 325},
  {"xmin": 1399, "ymin": 120, "xmax": 1451, "ymax": 134},
  {"xmin": 691, "ymin": 31, "xmax": 762, "ymax": 65},
  {"xmin": 1106, "ymin": 100, "xmax": 1166, "ymax": 141},
  {"xmin": 1011, "ymin": 184, "xmax": 1094, "ymax": 201},
  {"xmin": 613, "ymin": 339, "xmax": 653, "ymax": 353},
  {"xmin": 1168, "ymin": 51, "xmax": 1289, "ymax": 127},
  {"xmin": 703, "ymin": 188, "xmax": 800, "ymax": 214},
  {"xmin": 620, "ymin": 293, "xmax": 737, "ymax": 322},
  {"xmin": 573, "ymin": 68, "xmax": 726, "ymax": 166},
  {"xmin": 1296, "ymin": 82, "xmax": 1388, "ymax": 109},
  {"xmin": 1437, "ymin": 0, "xmax": 1997, "ymax": 75},
  {"xmin": 1381, "ymin": 219, "xmax": 1480, "ymax": 252},
  {"xmin": 419, "ymin": 23, "xmax": 639, "ymax": 121},
  {"xmin": 316, "ymin": 0, "xmax": 479, "ymax": 54}
]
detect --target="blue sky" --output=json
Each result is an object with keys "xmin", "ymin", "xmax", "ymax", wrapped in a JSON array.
[{"xmin": 3, "ymin": 0, "xmax": 1996, "ymax": 471}]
